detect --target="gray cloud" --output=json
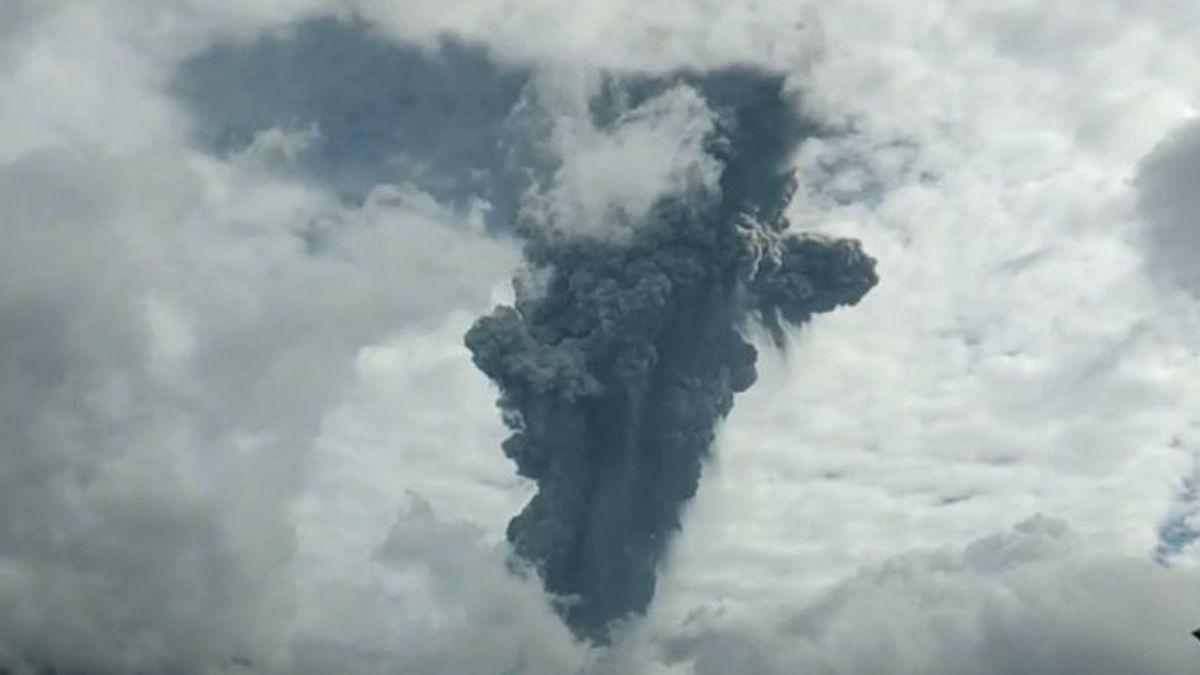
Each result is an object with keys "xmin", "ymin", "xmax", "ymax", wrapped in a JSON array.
[
  {"xmin": 172, "ymin": 17, "xmax": 532, "ymax": 228},
  {"xmin": 1135, "ymin": 119, "xmax": 1200, "ymax": 565},
  {"xmin": 0, "ymin": 147, "xmax": 292, "ymax": 672},
  {"xmin": 0, "ymin": 0, "xmax": 60, "ymax": 61},
  {"xmin": 0, "ymin": 140, "xmax": 515, "ymax": 673},
  {"xmin": 1137, "ymin": 119, "xmax": 1200, "ymax": 296}
]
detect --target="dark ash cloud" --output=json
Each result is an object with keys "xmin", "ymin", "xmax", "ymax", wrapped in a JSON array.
[
  {"xmin": 466, "ymin": 68, "xmax": 877, "ymax": 641},
  {"xmin": 172, "ymin": 17, "xmax": 532, "ymax": 228}
]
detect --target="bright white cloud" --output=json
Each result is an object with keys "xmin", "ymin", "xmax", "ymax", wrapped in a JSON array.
[
  {"xmin": 657, "ymin": 517, "xmax": 1200, "ymax": 675},
  {"xmin": 520, "ymin": 80, "xmax": 721, "ymax": 241}
]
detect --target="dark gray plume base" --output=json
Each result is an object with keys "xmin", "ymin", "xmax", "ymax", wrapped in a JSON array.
[{"xmin": 465, "ymin": 69, "xmax": 878, "ymax": 643}]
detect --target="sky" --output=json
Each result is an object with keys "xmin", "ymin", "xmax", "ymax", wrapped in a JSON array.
[{"xmin": 2, "ymin": 1, "xmax": 1200, "ymax": 673}]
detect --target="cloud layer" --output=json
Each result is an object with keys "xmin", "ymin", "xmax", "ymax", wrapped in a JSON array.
[{"xmin": 2, "ymin": 1, "xmax": 1200, "ymax": 674}]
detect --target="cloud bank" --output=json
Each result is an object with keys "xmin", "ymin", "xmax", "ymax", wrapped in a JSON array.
[{"xmin": 2, "ymin": 1, "xmax": 1200, "ymax": 674}]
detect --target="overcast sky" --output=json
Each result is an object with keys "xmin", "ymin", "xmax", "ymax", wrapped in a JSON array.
[{"xmin": 2, "ymin": 2, "xmax": 1200, "ymax": 674}]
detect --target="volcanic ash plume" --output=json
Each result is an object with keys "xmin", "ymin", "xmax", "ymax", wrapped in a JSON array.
[{"xmin": 465, "ymin": 69, "xmax": 878, "ymax": 642}]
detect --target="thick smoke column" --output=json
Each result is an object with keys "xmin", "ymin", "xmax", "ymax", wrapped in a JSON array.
[{"xmin": 465, "ymin": 68, "xmax": 878, "ymax": 642}]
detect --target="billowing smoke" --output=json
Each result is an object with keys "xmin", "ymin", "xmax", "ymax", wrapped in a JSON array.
[{"xmin": 465, "ymin": 68, "xmax": 878, "ymax": 642}]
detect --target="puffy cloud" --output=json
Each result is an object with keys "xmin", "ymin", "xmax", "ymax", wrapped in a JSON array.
[
  {"xmin": 0, "ymin": 29, "xmax": 515, "ymax": 667},
  {"xmin": 658, "ymin": 518, "xmax": 1200, "ymax": 675},
  {"xmin": 521, "ymin": 80, "xmax": 722, "ymax": 241},
  {"xmin": 289, "ymin": 493, "xmax": 587, "ymax": 675},
  {"xmin": 652, "ymin": 0, "xmax": 1200, "ymax": 623},
  {"xmin": 288, "ymin": 509, "xmax": 1200, "ymax": 675}
]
